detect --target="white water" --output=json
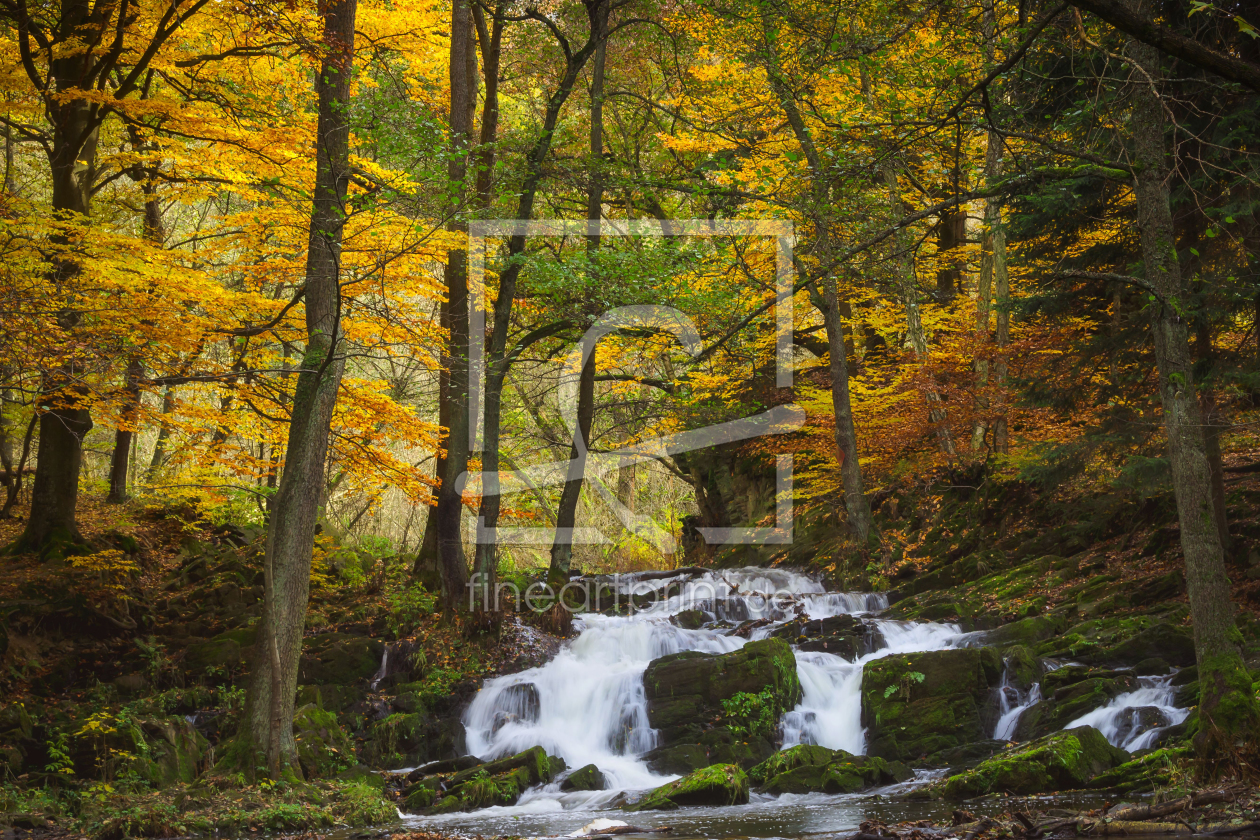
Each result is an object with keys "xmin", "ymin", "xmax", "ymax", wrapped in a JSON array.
[
  {"xmin": 1064, "ymin": 675, "xmax": 1189, "ymax": 751},
  {"xmin": 992, "ymin": 677, "xmax": 1041, "ymax": 741},
  {"xmin": 457, "ymin": 568, "xmax": 963, "ymax": 813}
]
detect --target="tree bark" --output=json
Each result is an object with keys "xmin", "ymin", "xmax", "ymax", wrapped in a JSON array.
[
  {"xmin": 236, "ymin": 0, "xmax": 357, "ymax": 779},
  {"xmin": 146, "ymin": 386, "xmax": 176, "ymax": 478},
  {"xmin": 107, "ymin": 359, "xmax": 144, "ymax": 503},
  {"xmin": 1124, "ymin": 0, "xmax": 1259, "ymax": 760},
  {"xmin": 433, "ymin": 0, "xmax": 478, "ymax": 612}
]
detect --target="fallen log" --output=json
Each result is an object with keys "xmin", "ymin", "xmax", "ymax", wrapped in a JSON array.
[{"xmin": 1107, "ymin": 789, "xmax": 1235, "ymax": 822}]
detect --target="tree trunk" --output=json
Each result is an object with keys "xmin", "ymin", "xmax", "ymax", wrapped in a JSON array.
[
  {"xmin": 548, "ymin": 350, "xmax": 597, "ymax": 587},
  {"xmin": 1124, "ymin": 0, "xmax": 1259, "ymax": 760},
  {"xmin": 236, "ymin": 0, "xmax": 357, "ymax": 779},
  {"xmin": 822, "ymin": 274, "xmax": 878, "ymax": 547},
  {"xmin": 433, "ymin": 0, "xmax": 477, "ymax": 612},
  {"xmin": 412, "ymin": 299, "xmax": 448, "ymax": 578},
  {"xmin": 14, "ymin": 73, "xmax": 100, "ymax": 557},
  {"xmin": 146, "ymin": 386, "xmax": 176, "ymax": 478},
  {"xmin": 469, "ymin": 3, "xmax": 506, "ymax": 608},
  {"xmin": 107, "ymin": 359, "xmax": 144, "ymax": 503}
]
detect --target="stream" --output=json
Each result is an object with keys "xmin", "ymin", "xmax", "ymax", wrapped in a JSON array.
[{"xmin": 396, "ymin": 567, "xmax": 1175, "ymax": 837}]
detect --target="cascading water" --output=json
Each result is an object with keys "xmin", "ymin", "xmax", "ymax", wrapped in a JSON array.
[
  {"xmin": 992, "ymin": 676, "xmax": 1041, "ymax": 741},
  {"xmin": 459, "ymin": 568, "xmax": 964, "ymax": 811},
  {"xmin": 1064, "ymin": 674, "xmax": 1189, "ymax": 751}
]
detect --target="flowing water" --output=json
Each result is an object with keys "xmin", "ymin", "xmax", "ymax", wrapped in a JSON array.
[
  {"xmin": 1064, "ymin": 675, "xmax": 1189, "ymax": 751},
  {"xmin": 399, "ymin": 566, "xmax": 1175, "ymax": 837}
]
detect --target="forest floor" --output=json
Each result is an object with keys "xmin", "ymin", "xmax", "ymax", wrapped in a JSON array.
[{"xmin": 3, "ymin": 457, "xmax": 1260, "ymax": 838}]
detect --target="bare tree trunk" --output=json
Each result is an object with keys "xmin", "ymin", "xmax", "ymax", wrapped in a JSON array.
[
  {"xmin": 146, "ymin": 387, "xmax": 175, "ymax": 478},
  {"xmin": 1124, "ymin": 0, "xmax": 1258, "ymax": 759},
  {"xmin": 469, "ymin": 3, "xmax": 506, "ymax": 609},
  {"xmin": 1, "ymin": 414, "xmax": 36, "ymax": 519},
  {"xmin": 236, "ymin": 0, "xmax": 357, "ymax": 779},
  {"xmin": 973, "ymin": 0, "xmax": 1009, "ymax": 454},
  {"xmin": 433, "ymin": 0, "xmax": 478, "ymax": 612},
  {"xmin": 107, "ymin": 359, "xmax": 144, "ymax": 503}
]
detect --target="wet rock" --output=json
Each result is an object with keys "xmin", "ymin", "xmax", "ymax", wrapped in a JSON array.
[
  {"xmin": 402, "ymin": 746, "xmax": 561, "ymax": 814},
  {"xmin": 561, "ymin": 763, "xmax": 607, "ymax": 791},
  {"xmin": 1014, "ymin": 672, "xmax": 1137, "ymax": 740},
  {"xmin": 985, "ymin": 616, "xmax": 1066, "ymax": 648},
  {"xmin": 773, "ymin": 614, "xmax": 871, "ymax": 657},
  {"xmin": 861, "ymin": 647, "xmax": 1003, "ymax": 762},
  {"xmin": 936, "ymin": 725, "xmax": 1129, "ymax": 798},
  {"xmin": 625, "ymin": 763, "xmax": 749, "ymax": 810},
  {"xmin": 924, "ymin": 739, "xmax": 1008, "ymax": 771},
  {"xmin": 1133, "ymin": 658, "xmax": 1171, "ymax": 676},
  {"xmin": 491, "ymin": 683, "xmax": 540, "ymax": 735},
  {"xmin": 644, "ymin": 743, "xmax": 710, "ymax": 775},
  {"xmin": 671, "ymin": 609, "xmax": 707, "ymax": 630},
  {"xmin": 748, "ymin": 744, "xmax": 911, "ymax": 795},
  {"xmin": 643, "ymin": 638, "xmax": 802, "ymax": 746},
  {"xmin": 1110, "ymin": 706, "xmax": 1171, "ymax": 747}
]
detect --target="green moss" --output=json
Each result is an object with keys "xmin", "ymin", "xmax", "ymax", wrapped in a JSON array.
[
  {"xmin": 937, "ymin": 726, "xmax": 1129, "ymax": 798},
  {"xmin": 748, "ymin": 744, "xmax": 838, "ymax": 783},
  {"xmin": 1194, "ymin": 651, "xmax": 1260, "ymax": 760},
  {"xmin": 626, "ymin": 764, "xmax": 750, "ymax": 811}
]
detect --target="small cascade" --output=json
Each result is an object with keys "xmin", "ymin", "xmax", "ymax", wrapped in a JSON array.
[
  {"xmin": 370, "ymin": 646, "xmax": 390, "ymax": 691},
  {"xmin": 992, "ymin": 673, "xmax": 1041, "ymax": 741},
  {"xmin": 1064, "ymin": 674, "xmax": 1189, "ymax": 751},
  {"xmin": 779, "ymin": 619, "xmax": 965, "ymax": 752},
  {"xmin": 442, "ymin": 567, "xmax": 965, "ymax": 818}
]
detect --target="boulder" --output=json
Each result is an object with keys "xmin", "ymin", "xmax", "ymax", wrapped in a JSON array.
[
  {"xmin": 625, "ymin": 764, "xmax": 749, "ymax": 810},
  {"xmin": 124, "ymin": 716, "xmax": 208, "ymax": 787},
  {"xmin": 299, "ymin": 633, "xmax": 386, "ymax": 685},
  {"xmin": 184, "ymin": 636, "xmax": 241, "ymax": 672},
  {"xmin": 748, "ymin": 745, "xmax": 911, "ymax": 795},
  {"xmin": 671, "ymin": 609, "xmax": 707, "ymax": 630},
  {"xmin": 293, "ymin": 704, "xmax": 355, "ymax": 779},
  {"xmin": 402, "ymin": 746, "xmax": 561, "ymax": 814},
  {"xmin": 644, "ymin": 743, "xmax": 711, "ymax": 775},
  {"xmin": 772, "ymin": 614, "xmax": 872, "ymax": 658},
  {"xmin": 861, "ymin": 647, "xmax": 1002, "ymax": 762},
  {"xmin": 1098, "ymin": 623, "xmax": 1195, "ymax": 668},
  {"xmin": 985, "ymin": 616, "xmax": 1066, "ymax": 648},
  {"xmin": 643, "ymin": 638, "xmax": 801, "ymax": 746},
  {"xmin": 561, "ymin": 763, "xmax": 607, "ymax": 791},
  {"xmin": 937, "ymin": 726, "xmax": 1130, "ymax": 798}
]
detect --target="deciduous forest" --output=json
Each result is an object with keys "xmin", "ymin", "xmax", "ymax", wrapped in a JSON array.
[{"xmin": 2, "ymin": 0, "xmax": 1260, "ymax": 837}]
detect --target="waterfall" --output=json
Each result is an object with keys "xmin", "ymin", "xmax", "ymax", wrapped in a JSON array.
[
  {"xmin": 992, "ymin": 673, "xmax": 1040, "ymax": 741},
  {"xmin": 779, "ymin": 619, "xmax": 965, "ymax": 752},
  {"xmin": 1063, "ymin": 674, "xmax": 1189, "ymax": 751}
]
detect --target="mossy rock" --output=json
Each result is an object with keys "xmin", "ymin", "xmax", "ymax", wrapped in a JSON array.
[
  {"xmin": 184, "ymin": 637, "xmax": 242, "ymax": 672},
  {"xmin": 299, "ymin": 633, "xmax": 386, "ymax": 685},
  {"xmin": 748, "ymin": 744, "xmax": 837, "ymax": 783},
  {"xmin": 560, "ymin": 763, "xmax": 606, "ymax": 791},
  {"xmin": 671, "ymin": 609, "xmax": 707, "ymax": 630},
  {"xmin": 1097, "ymin": 623, "xmax": 1195, "ymax": 668},
  {"xmin": 937, "ymin": 726, "xmax": 1129, "ymax": 798},
  {"xmin": 1087, "ymin": 746, "xmax": 1192, "ymax": 792},
  {"xmin": 296, "ymin": 684, "xmax": 358, "ymax": 713},
  {"xmin": 748, "ymin": 746, "xmax": 910, "ymax": 795},
  {"xmin": 861, "ymin": 647, "xmax": 1002, "ymax": 761},
  {"xmin": 293, "ymin": 704, "xmax": 356, "ymax": 779},
  {"xmin": 986, "ymin": 616, "xmax": 1066, "ymax": 648},
  {"xmin": 336, "ymin": 765, "xmax": 386, "ymax": 789},
  {"xmin": 1002, "ymin": 645, "xmax": 1041, "ymax": 691},
  {"xmin": 626, "ymin": 764, "xmax": 749, "ymax": 811},
  {"xmin": 403, "ymin": 746, "xmax": 561, "ymax": 814},
  {"xmin": 123, "ymin": 716, "xmax": 208, "ymax": 787},
  {"xmin": 643, "ymin": 638, "xmax": 802, "ymax": 744},
  {"xmin": 644, "ymin": 743, "xmax": 711, "ymax": 775}
]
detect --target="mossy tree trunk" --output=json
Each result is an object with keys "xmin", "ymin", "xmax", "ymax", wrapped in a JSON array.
[
  {"xmin": 1123, "ymin": 0, "xmax": 1259, "ymax": 762},
  {"xmin": 236, "ymin": 0, "xmax": 357, "ymax": 779}
]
